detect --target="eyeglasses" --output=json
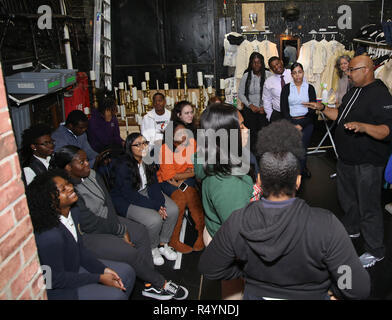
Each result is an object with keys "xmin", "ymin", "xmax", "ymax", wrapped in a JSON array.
[
  {"xmin": 131, "ymin": 141, "xmax": 149, "ymax": 148},
  {"xmin": 346, "ymin": 66, "xmax": 366, "ymax": 73},
  {"xmin": 36, "ymin": 140, "xmax": 55, "ymax": 147}
]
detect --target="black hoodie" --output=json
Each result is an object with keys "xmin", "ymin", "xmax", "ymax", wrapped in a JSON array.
[
  {"xmin": 199, "ymin": 198, "xmax": 370, "ymax": 300},
  {"xmin": 335, "ymin": 79, "xmax": 392, "ymax": 166}
]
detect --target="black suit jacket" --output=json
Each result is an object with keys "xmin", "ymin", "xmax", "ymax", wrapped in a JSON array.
[{"xmin": 34, "ymin": 206, "xmax": 106, "ymax": 300}]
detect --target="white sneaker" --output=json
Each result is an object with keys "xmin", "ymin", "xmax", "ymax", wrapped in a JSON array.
[
  {"xmin": 159, "ymin": 244, "xmax": 178, "ymax": 261},
  {"xmin": 385, "ymin": 203, "xmax": 392, "ymax": 215},
  {"xmin": 152, "ymin": 248, "xmax": 164, "ymax": 266},
  {"xmin": 359, "ymin": 252, "xmax": 384, "ymax": 268}
]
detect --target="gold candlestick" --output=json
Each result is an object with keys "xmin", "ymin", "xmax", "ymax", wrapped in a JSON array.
[
  {"xmin": 198, "ymin": 86, "xmax": 205, "ymax": 117},
  {"xmin": 176, "ymin": 77, "xmax": 182, "ymax": 102},
  {"xmin": 183, "ymin": 72, "xmax": 188, "ymax": 101},
  {"xmin": 146, "ymin": 80, "xmax": 151, "ymax": 106},
  {"xmin": 219, "ymin": 89, "xmax": 225, "ymax": 103},
  {"xmin": 142, "ymin": 90, "xmax": 151, "ymax": 112},
  {"xmin": 91, "ymin": 80, "xmax": 98, "ymax": 109}
]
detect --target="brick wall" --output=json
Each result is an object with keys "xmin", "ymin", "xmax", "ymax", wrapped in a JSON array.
[{"xmin": 0, "ymin": 64, "xmax": 47, "ymax": 300}]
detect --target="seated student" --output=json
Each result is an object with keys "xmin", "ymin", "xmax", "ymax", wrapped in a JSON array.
[
  {"xmin": 141, "ymin": 92, "xmax": 171, "ymax": 152},
  {"xmin": 52, "ymin": 110, "xmax": 98, "ymax": 168},
  {"xmin": 199, "ymin": 120, "xmax": 371, "ymax": 300},
  {"xmin": 170, "ymin": 100, "xmax": 197, "ymax": 137},
  {"xmin": 110, "ymin": 133, "xmax": 179, "ymax": 266},
  {"xmin": 87, "ymin": 90, "xmax": 124, "ymax": 153},
  {"xmin": 157, "ymin": 121, "xmax": 205, "ymax": 254},
  {"xmin": 193, "ymin": 103, "xmax": 254, "ymax": 300},
  {"xmin": 49, "ymin": 145, "xmax": 188, "ymax": 300},
  {"xmin": 21, "ymin": 124, "xmax": 54, "ymax": 185},
  {"xmin": 26, "ymin": 169, "xmax": 135, "ymax": 300}
]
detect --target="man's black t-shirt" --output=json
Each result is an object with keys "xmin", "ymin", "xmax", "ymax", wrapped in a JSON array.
[{"xmin": 335, "ymin": 79, "xmax": 392, "ymax": 166}]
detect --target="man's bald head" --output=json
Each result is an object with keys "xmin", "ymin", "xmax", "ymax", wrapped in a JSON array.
[{"xmin": 347, "ymin": 55, "xmax": 375, "ymax": 87}]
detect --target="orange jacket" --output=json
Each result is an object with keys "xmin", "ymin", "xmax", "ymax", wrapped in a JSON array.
[{"xmin": 157, "ymin": 138, "xmax": 197, "ymax": 182}]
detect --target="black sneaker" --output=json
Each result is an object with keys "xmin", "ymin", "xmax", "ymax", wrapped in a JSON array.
[
  {"xmin": 142, "ymin": 283, "xmax": 173, "ymax": 300},
  {"xmin": 163, "ymin": 280, "xmax": 189, "ymax": 300}
]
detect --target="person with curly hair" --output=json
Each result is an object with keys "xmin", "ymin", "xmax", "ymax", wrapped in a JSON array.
[
  {"xmin": 26, "ymin": 169, "xmax": 135, "ymax": 300},
  {"xmin": 21, "ymin": 124, "xmax": 54, "ymax": 185},
  {"xmin": 49, "ymin": 145, "xmax": 188, "ymax": 300},
  {"xmin": 199, "ymin": 120, "xmax": 370, "ymax": 300},
  {"xmin": 87, "ymin": 89, "xmax": 124, "ymax": 153}
]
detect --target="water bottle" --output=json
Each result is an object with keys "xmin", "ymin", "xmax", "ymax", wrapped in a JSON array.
[{"xmin": 321, "ymin": 83, "xmax": 328, "ymax": 106}]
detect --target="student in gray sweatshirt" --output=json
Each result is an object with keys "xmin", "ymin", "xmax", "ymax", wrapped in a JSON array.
[{"xmin": 49, "ymin": 145, "xmax": 188, "ymax": 301}]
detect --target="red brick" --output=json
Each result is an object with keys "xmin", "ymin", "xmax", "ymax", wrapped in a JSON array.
[
  {"xmin": 31, "ymin": 273, "xmax": 45, "ymax": 298},
  {"xmin": 13, "ymin": 196, "xmax": 29, "ymax": 222},
  {"xmin": 18, "ymin": 287, "xmax": 32, "ymax": 300},
  {"xmin": 11, "ymin": 259, "xmax": 40, "ymax": 298},
  {"xmin": 0, "ymin": 216, "xmax": 33, "ymax": 261},
  {"xmin": 0, "ymin": 134, "xmax": 17, "ymax": 162},
  {"xmin": 22, "ymin": 235, "xmax": 38, "ymax": 264},
  {"xmin": 0, "ymin": 210, "xmax": 14, "ymax": 239},
  {"xmin": 0, "ymin": 252, "xmax": 21, "ymax": 289},
  {"xmin": 0, "ymin": 178, "xmax": 25, "ymax": 212},
  {"xmin": 0, "ymin": 291, "xmax": 8, "ymax": 300},
  {"xmin": 0, "ymin": 111, "xmax": 12, "ymax": 135},
  {"xmin": 0, "ymin": 160, "xmax": 13, "ymax": 185},
  {"xmin": 13, "ymin": 154, "xmax": 21, "ymax": 177}
]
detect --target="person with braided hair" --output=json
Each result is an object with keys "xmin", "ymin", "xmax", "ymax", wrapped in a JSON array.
[{"xmin": 238, "ymin": 52, "xmax": 268, "ymax": 153}]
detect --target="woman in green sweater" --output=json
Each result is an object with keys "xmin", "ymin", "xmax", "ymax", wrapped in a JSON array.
[{"xmin": 193, "ymin": 103, "xmax": 254, "ymax": 299}]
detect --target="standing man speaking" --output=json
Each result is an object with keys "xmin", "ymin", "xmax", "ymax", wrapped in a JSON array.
[{"xmin": 303, "ymin": 55, "xmax": 392, "ymax": 268}]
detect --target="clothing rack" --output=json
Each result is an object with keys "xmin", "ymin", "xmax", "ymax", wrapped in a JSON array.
[
  {"xmin": 309, "ymin": 30, "xmax": 339, "ymax": 40},
  {"xmin": 242, "ymin": 30, "xmax": 274, "ymax": 41},
  {"xmin": 353, "ymin": 38, "xmax": 391, "ymax": 48}
]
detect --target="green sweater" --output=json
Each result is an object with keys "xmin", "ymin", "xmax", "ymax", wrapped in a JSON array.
[{"xmin": 193, "ymin": 153, "xmax": 254, "ymax": 238}]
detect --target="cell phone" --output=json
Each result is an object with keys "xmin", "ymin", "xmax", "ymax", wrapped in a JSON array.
[{"xmin": 178, "ymin": 182, "xmax": 188, "ymax": 192}]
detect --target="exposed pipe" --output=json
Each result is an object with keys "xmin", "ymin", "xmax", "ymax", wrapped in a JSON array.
[
  {"xmin": 59, "ymin": 0, "xmax": 73, "ymax": 69},
  {"xmin": 381, "ymin": 0, "xmax": 384, "ymax": 23}
]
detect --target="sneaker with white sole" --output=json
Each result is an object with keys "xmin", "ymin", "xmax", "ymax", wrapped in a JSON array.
[
  {"xmin": 359, "ymin": 252, "xmax": 384, "ymax": 268},
  {"xmin": 142, "ymin": 283, "xmax": 173, "ymax": 300},
  {"xmin": 152, "ymin": 247, "xmax": 164, "ymax": 266},
  {"xmin": 349, "ymin": 233, "xmax": 360, "ymax": 238},
  {"xmin": 163, "ymin": 280, "xmax": 188, "ymax": 300},
  {"xmin": 385, "ymin": 203, "xmax": 392, "ymax": 215},
  {"xmin": 158, "ymin": 244, "xmax": 178, "ymax": 261}
]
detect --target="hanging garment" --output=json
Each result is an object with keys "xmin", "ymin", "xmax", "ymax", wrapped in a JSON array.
[
  {"xmin": 223, "ymin": 32, "xmax": 244, "ymax": 67},
  {"xmin": 376, "ymin": 58, "xmax": 392, "ymax": 95},
  {"xmin": 297, "ymin": 40, "xmax": 328, "ymax": 96},
  {"xmin": 258, "ymin": 40, "xmax": 279, "ymax": 68}
]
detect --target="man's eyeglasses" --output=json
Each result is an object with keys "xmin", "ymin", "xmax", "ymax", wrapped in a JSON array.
[
  {"xmin": 36, "ymin": 140, "xmax": 55, "ymax": 147},
  {"xmin": 131, "ymin": 141, "xmax": 149, "ymax": 148},
  {"xmin": 346, "ymin": 66, "xmax": 366, "ymax": 73}
]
